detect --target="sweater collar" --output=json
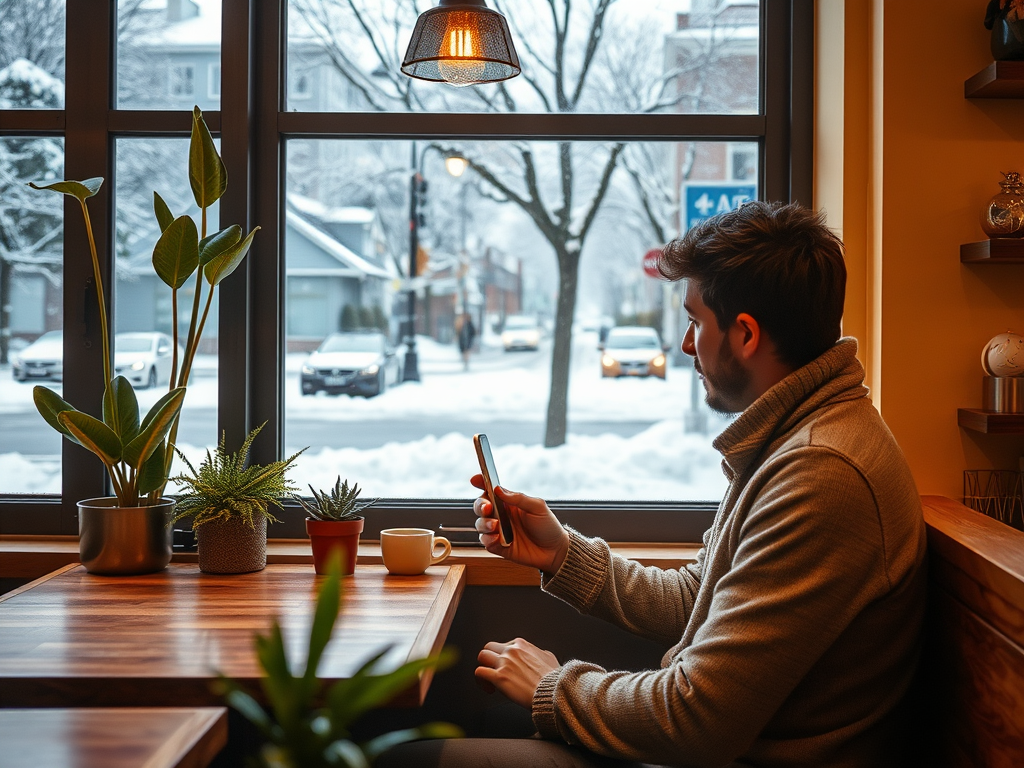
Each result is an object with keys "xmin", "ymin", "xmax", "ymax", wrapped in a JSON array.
[{"xmin": 712, "ymin": 338, "xmax": 868, "ymax": 480}]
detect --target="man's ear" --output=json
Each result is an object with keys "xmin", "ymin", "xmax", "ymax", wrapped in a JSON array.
[{"xmin": 732, "ymin": 313, "xmax": 761, "ymax": 361}]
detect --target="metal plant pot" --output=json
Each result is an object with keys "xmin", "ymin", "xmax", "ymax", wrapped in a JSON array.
[{"xmin": 78, "ymin": 497, "xmax": 174, "ymax": 576}]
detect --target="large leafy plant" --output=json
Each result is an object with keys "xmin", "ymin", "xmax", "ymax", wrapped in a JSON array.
[
  {"xmin": 30, "ymin": 107, "xmax": 258, "ymax": 505},
  {"xmin": 219, "ymin": 559, "xmax": 461, "ymax": 768}
]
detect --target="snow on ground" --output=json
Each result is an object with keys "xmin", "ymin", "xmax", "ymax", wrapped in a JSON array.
[{"xmin": 0, "ymin": 330, "xmax": 730, "ymax": 500}]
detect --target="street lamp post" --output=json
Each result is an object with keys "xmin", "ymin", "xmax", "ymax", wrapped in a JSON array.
[
  {"xmin": 402, "ymin": 142, "xmax": 468, "ymax": 383},
  {"xmin": 403, "ymin": 142, "xmax": 423, "ymax": 382}
]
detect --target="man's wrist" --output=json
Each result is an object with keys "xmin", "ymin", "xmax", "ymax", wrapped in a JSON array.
[{"xmin": 543, "ymin": 533, "xmax": 570, "ymax": 576}]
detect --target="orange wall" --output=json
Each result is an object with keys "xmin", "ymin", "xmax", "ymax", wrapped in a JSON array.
[{"xmin": 817, "ymin": 1, "xmax": 1024, "ymax": 498}]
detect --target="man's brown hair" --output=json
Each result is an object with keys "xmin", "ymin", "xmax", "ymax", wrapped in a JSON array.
[{"xmin": 659, "ymin": 201, "xmax": 846, "ymax": 369}]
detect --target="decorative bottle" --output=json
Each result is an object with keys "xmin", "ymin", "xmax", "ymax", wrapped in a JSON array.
[{"xmin": 981, "ymin": 171, "xmax": 1024, "ymax": 238}]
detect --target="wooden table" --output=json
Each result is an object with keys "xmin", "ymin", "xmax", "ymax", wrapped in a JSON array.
[
  {"xmin": 0, "ymin": 563, "xmax": 465, "ymax": 708},
  {"xmin": 0, "ymin": 707, "xmax": 227, "ymax": 768}
]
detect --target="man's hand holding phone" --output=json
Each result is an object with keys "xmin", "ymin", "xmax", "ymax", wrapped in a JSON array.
[{"xmin": 471, "ymin": 475, "xmax": 570, "ymax": 576}]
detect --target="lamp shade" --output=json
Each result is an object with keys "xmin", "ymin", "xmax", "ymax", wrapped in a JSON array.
[{"xmin": 401, "ymin": 0, "xmax": 521, "ymax": 87}]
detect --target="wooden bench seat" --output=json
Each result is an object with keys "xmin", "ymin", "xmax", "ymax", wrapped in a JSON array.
[{"xmin": 920, "ymin": 496, "xmax": 1024, "ymax": 767}]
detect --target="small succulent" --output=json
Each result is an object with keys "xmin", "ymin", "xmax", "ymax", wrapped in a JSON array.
[{"xmin": 295, "ymin": 477, "xmax": 376, "ymax": 522}]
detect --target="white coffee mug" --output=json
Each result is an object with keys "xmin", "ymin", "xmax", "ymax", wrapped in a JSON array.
[{"xmin": 380, "ymin": 528, "xmax": 452, "ymax": 575}]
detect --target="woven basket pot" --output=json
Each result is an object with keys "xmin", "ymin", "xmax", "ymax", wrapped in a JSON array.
[{"xmin": 196, "ymin": 515, "xmax": 267, "ymax": 574}]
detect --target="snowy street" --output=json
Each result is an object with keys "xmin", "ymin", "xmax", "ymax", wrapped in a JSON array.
[{"xmin": 0, "ymin": 329, "xmax": 730, "ymax": 501}]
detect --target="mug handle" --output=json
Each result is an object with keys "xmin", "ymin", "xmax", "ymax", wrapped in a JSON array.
[{"xmin": 430, "ymin": 536, "xmax": 452, "ymax": 565}]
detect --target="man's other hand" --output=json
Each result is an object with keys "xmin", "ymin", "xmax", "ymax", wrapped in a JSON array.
[
  {"xmin": 471, "ymin": 476, "xmax": 570, "ymax": 575},
  {"xmin": 475, "ymin": 637, "xmax": 561, "ymax": 709}
]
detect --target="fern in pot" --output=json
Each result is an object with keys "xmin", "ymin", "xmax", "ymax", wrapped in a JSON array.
[
  {"xmin": 172, "ymin": 424, "xmax": 305, "ymax": 574},
  {"xmin": 297, "ymin": 478, "xmax": 376, "ymax": 575}
]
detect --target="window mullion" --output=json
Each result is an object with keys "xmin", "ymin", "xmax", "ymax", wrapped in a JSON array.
[{"xmin": 60, "ymin": 1, "xmax": 116, "ymax": 533}]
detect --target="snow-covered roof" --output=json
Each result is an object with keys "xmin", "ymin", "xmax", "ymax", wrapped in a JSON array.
[
  {"xmin": 288, "ymin": 194, "xmax": 375, "ymax": 225},
  {"xmin": 135, "ymin": 0, "xmax": 222, "ymax": 49},
  {"xmin": 286, "ymin": 210, "xmax": 392, "ymax": 279}
]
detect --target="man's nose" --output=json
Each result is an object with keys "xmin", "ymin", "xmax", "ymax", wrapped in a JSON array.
[{"xmin": 681, "ymin": 326, "xmax": 696, "ymax": 356}]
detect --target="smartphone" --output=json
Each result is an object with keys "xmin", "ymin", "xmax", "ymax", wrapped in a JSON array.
[{"xmin": 473, "ymin": 433, "xmax": 514, "ymax": 546}]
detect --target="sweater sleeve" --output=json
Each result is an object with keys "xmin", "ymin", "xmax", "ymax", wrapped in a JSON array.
[
  {"xmin": 532, "ymin": 451, "xmax": 891, "ymax": 767},
  {"xmin": 541, "ymin": 527, "xmax": 706, "ymax": 646}
]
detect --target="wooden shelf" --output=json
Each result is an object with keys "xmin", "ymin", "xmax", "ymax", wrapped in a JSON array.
[
  {"xmin": 961, "ymin": 239, "xmax": 1024, "ymax": 263},
  {"xmin": 958, "ymin": 408, "xmax": 1024, "ymax": 433},
  {"xmin": 965, "ymin": 61, "xmax": 1024, "ymax": 98}
]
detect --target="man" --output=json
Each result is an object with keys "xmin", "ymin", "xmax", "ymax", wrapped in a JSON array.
[{"xmin": 383, "ymin": 202, "xmax": 927, "ymax": 767}]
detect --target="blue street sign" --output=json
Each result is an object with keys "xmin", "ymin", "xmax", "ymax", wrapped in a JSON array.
[{"xmin": 684, "ymin": 184, "xmax": 757, "ymax": 231}]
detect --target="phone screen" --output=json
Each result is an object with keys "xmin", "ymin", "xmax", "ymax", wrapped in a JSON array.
[{"xmin": 473, "ymin": 433, "xmax": 514, "ymax": 546}]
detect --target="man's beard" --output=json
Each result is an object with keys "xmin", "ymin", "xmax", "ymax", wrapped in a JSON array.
[{"xmin": 695, "ymin": 334, "xmax": 751, "ymax": 414}]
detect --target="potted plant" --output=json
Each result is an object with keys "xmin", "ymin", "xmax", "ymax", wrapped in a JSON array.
[
  {"xmin": 296, "ymin": 478, "xmax": 376, "ymax": 575},
  {"xmin": 29, "ymin": 107, "xmax": 258, "ymax": 575},
  {"xmin": 217, "ymin": 560, "xmax": 461, "ymax": 767},
  {"xmin": 171, "ymin": 424, "xmax": 304, "ymax": 574}
]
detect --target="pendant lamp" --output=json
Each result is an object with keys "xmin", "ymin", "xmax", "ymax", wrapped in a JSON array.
[{"xmin": 401, "ymin": 0, "xmax": 521, "ymax": 87}]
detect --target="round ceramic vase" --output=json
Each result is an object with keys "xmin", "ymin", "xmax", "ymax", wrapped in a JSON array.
[
  {"xmin": 305, "ymin": 517, "xmax": 364, "ymax": 575},
  {"xmin": 78, "ymin": 497, "xmax": 175, "ymax": 576},
  {"xmin": 196, "ymin": 515, "xmax": 268, "ymax": 574}
]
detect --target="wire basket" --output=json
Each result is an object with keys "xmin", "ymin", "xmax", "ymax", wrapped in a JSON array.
[{"xmin": 963, "ymin": 470, "xmax": 1024, "ymax": 531}]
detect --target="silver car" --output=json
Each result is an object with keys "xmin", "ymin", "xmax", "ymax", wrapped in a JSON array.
[
  {"xmin": 11, "ymin": 330, "xmax": 63, "ymax": 382},
  {"xmin": 114, "ymin": 332, "xmax": 184, "ymax": 389}
]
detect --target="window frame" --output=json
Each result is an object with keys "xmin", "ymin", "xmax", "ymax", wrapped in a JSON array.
[
  {"xmin": 0, "ymin": 0, "xmax": 812, "ymax": 540},
  {"xmin": 168, "ymin": 63, "xmax": 196, "ymax": 99}
]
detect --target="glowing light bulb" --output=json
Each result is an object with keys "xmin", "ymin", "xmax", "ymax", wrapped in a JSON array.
[{"xmin": 437, "ymin": 15, "xmax": 486, "ymax": 87}]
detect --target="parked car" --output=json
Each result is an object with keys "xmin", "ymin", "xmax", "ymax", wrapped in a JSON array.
[
  {"xmin": 600, "ymin": 326, "xmax": 668, "ymax": 379},
  {"xmin": 501, "ymin": 314, "xmax": 541, "ymax": 351},
  {"xmin": 300, "ymin": 331, "xmax": 402, "ymax": 397},
  {"xmin": 11, "ymin": 330, "xmax": 63, "ymax": 382},
  {"xmin": 114, "ymin": 332, "xmax": 184, "ymax": 389}
]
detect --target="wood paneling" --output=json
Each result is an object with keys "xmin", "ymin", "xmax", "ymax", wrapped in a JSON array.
[
  {"xmin": 0, "ymin": 564, "xmax": 465, "ymax": 708},
  {"xmin": 0, "ymin": 707, "xmax": 227, "ymax": 768},
  {"xmin": 921, "ymin": 497, "xmax": 1024, "ymax": 768}
]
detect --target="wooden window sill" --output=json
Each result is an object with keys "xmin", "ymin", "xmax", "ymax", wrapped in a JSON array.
[{"xmin": 0, "ymin": 537, "xmax": 700, "ymax": 586}]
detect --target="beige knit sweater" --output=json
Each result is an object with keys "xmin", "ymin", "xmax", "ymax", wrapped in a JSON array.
[{"xmin": 531, "ymin": 339, "xmax": 927, "ymax": 768}]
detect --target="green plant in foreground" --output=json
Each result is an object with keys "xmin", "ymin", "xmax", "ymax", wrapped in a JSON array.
[
  {"xmin": 296, "ymin": 477, "xmax": 377, "ymax": 522},
  {"xmin": 29, "ymin": 107, "xmax": 259, "ymax": 506},
  {"xmin": 218, "ymin": 559, "xmax": 461, "ymax": 768},
  {"xmin": 171, "ymin": 424, "xmax": 305, "ymax": 530}
]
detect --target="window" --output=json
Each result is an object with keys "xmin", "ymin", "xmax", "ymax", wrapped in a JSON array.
[
  {"xmin": 209, "ymin": 63, "xmax": 221, "ymax": 99},
  {"xmin": 168, "ymin": 64, "xmax": 195, "ymax": 98},
  {"xmin": 0, "ymin": 1, "xmax": 811, "ymax": 538}
]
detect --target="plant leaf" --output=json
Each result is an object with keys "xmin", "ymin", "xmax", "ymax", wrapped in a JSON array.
[
  {"xmin": 152, "ymin": 215, "xmax": 200, "ymax": 289},
  {"xmin": 103, "ymin": 376, "xmax": 140, "ymax": 445},
  {"xmin": 123, "ymin": 387, "xmax": 185, "ymax": 468},
  {"xmin": 33, "ymin": 386, "xmax": 81, "ymax": 445},
  {"xmin": 302, "ymin": 560, "xmax": 342, "ymax": 688},
  {"xmin": 140, "ymin": 386, "xmax": 187, "ymax": 434},
  {"xmin": 324, "ymin": 740, "xmax": 370, "ymax": 768},
  {"xmin": 189, "ymin": 105, "xmax": 227, "ymax": 210},
  {"xmin": 137, "ymin": 441, "xmax": 167, "ymax": 496},
  {"xmin": 58, "ymin": 411, "xmax": 122, "ymax": 464},
  {"xmin": 256, "ymin": 622, "xmax": 302, "ymax": 731},
  {"xmin": 153, "ymin": 192, "xmax": 174, "ymax": 232},
  {"xmin": 199, "ymin": 224, "xmax": 241, "ymax": 267},
  {"xmin": 204, "ymin": 226, "xmax": 259, "ymax": 286},
  {"xmin": 28, "ymin": 177, "xmax": 103, "ymax": 201}
]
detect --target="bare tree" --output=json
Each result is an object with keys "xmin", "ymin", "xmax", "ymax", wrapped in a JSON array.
[{"xmin": 291, "ymin": 0, "xmax": 695, "ymax": 446}]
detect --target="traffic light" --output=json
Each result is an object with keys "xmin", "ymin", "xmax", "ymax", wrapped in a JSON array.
[{"xmin": 416, "ymin": 178, "xmax": 428, "ymax": 228}]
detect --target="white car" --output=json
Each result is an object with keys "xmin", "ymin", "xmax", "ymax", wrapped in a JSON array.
[
  {"xmin": 600, "ymin": 326, "xmax": 668, "ymax": 379},
  {"xmin": 501, "ymin": 315, "xmax": 541, "ymax": 351},
  {"xmin": 114, "ymin": 332, "xmax": 184, "ymax": 389},
  {"xmin": 11, "ymin": 330, "xmax": 63, "ymax": 382}
]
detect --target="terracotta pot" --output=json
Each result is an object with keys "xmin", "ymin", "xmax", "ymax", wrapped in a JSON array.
[
  {"xmin": 196, "ymin": 515, "xmax": 267, "ymax": 574},
  {"xmin": 305, "ymin": 517, "xmax": 364, "ymax": 575},
  {"xmin": 78, "ymin": 497, "xmax": 174, "ymax": 576}
]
